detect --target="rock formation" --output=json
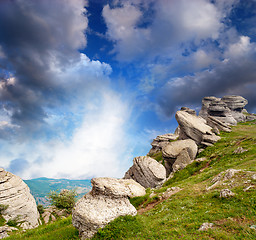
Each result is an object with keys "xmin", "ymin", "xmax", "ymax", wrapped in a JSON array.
[
  {"xmin": 175, "ymin": 110, "xmax": 221, "ymax": 146},
  {"xmin": 124, "ymin": 156, "xmax": 166, "ymax": 188},
  {"xmin": 199, "ymin": 95, "xmax": 256, "ymax": 125},
  {"xmin": 162, "ymin": 139, "xmax": 198, "ymax": 175},
  {"xmin": 72, "ymin": 177, "xmax": 145, "ymax": 239},
  {"xmin": 148, "ymin": 133, "xmax": 178, "ymax": 155},
  {"xmin": 0, "ymin": 168, "xmax": 40, "ymax": 230}
]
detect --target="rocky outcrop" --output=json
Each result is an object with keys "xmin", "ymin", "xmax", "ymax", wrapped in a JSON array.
[
  {"xmin": 175, "ymin": 111, "xmax": 220, "ymax": 146},
  {"xmin": 72, "ymin": 177, "xmax": 145, "ymax": 239},
  {"xmin": 91, "ymin": 177, "xmax": 146, "ymax": 198},
  {"xmin": 222, "ymin": 95, "xmax": 247, "ymax": 122},
  {"xmin": 0, "ymin": 226, "xmax": 18, "ymax": 239},
  {"xmin": 205, "ymin": 116, "xmax": 231, "ymax": 133},
  {"xmin": 180, "ymin": 107, "xmax": 196, "ymax": 115},
  {"xmin": 199, "ymin": 95, "xmax": 255, "ymax": 125},
  {"xmin": 162, "ymin": 139, "xmax": 198, "ymax": 175},
  {"xmin": 124, "ymin": 156, "xmax": 166, "ymax": 188},
  {"xmin": 0, "ymin": 168, "xmax": 40, "ymax": 230},
  {"xmin": 148, "ymin": 133, "xmax": 178, "ymax": 155}
]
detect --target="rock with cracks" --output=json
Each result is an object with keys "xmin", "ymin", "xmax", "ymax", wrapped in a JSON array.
[
  {"xmin": 148, "ymin": 133, "xmax": 178, "ymax": 155},
  {"xmin": 162, "ymin": 139, "xmax": 198, "ymax": 175},
  {"xmin": 124, "ymin": 156, "xmax": 166, "ymax": 188},
  {"xmin": 175, "ymin": 111, "xmax": 220, "ymax": 146},
  {"xmin": 72, "ymin": 177, "xmax": 145, "ymax": 239},
  {"xmin": 0, "ymin": 168, "xmax": 40, "ymax": 230}
]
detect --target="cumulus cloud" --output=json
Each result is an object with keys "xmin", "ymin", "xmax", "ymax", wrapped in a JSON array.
[
  {"xmin": 103, "ymin": 0, "xmax": 222, "ymax": 61},
  {"xmin": 0, "ymin": 0, "xmax": 88, "ymax": 135},
  {"xmin": 157, "ymin": 36, "xmax": 256, "ymax": 116}
]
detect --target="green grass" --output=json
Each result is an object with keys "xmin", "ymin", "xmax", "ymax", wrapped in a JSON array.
[
  {"xmin": 7, "ymin": 121, "xmax": 256, "ymax": 239},
  {"xmin": 6, "ymin": 216, "xmax": 79, "ymax": 240}
]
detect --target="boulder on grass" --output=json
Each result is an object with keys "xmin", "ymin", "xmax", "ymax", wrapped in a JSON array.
[
  {"xmin": 175, "ymin": 111, "xmax": 220, "ymax": 146},
  {"xmin": 124, "ymin": 156, "xmax": 166, "ymax": 188},
  {"xmin": 72, "ymin": 177, "xmax": 145, "ymax": 239},
  {"xmin": 0, "ymin": 168, "xmax": 40, "ymax": 230}
]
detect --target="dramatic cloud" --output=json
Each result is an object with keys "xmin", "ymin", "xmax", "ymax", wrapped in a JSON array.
[
  {"xmin": 103, "ymin": 0, "xmax": 222, "ymax": 61},
  {"xmin": 158, "ymin": 36, "xmax": 256, "ymax": 116},
  {"xmin": 0, "ymin": 0, "xmax": 88, "ymax": 134}
]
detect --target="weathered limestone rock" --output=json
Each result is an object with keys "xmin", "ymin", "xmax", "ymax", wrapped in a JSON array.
[
  {"xmin": 0, "ymin": 226, "xmax": 18, "ymax": 239},
  {"xmin": 199, "ymin": 222, "xmax": 214, "ymax": 231},
  {"xmin": 72, "ymin": 177, "xmax": 145, "ymax": 239},
  {"xmin": 220, "ymin": 189, "xmax": 235, "ymax": 198},
  {"xmin": 172, "ymin": 148, "xmax": 193, "ymax": 173},
  {"xmin": 175, "ymin": 111, "xmax": 220, "ymax": 146},
  {"xmin": 199, "ymin": 97, "xmax": 237, "ymax": 125},
  {"xmin": 148, "ymin": 133, "xmax": 178, "ymax": 155},
  {"xmin": 206, "ymin": 116, "xmax": 231, "ymax": 133},
  {"xmin": 124, "ymin": 156, "xmax": 166, "ymax": 188},
  {"xmin": 162, "ymin": 139, "xmax": 198, "ymax": 175},
  {"xmin": 162, "ymin": 139, "xmax": 198, "ymax": 160},
  {"xmin": 0, "ymin": 168, "xmax": 40, "ymax": 229},
  {"xmin": 180, "ymin": 107, "xmax": 196, "ymax": 115},
  {"xmin": 222, "ymin": 95, "xmax": 247, "ymax": 122},
  {"xmin": 91, "ymin": 177, "xmax": 146, "ymax": 198}
]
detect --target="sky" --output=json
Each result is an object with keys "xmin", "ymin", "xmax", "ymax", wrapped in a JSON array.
[{"xmin": 0, "ymin": 0, "xmax": 256, "ymax": 180}]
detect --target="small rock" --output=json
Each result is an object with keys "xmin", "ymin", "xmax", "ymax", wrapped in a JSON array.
[
  {"xmin": 195, "ymin": 157, "xmax": 207, "ymax": 162},
  {"xmin": 250, "ymin": 225, "xmax": 256, "ymax": 230},
  {"xmin": 233, "ymin": 147, "xmax": 248, "ymax": 154},
  {"xmin": 243, "ymin": 186, "xmax": 254, "ymax": 192},
  {"xmin": 252, "ymin": 174, "xmax": 256, "ymax": 180},
  {"xmin": 220, "ymin": 189, "xmax": 235, "ymax": 198},
  {"xmin": 223, "ymin": 169, "xmax": 240, "ymax": 180},
  {"xmin": 162, "ymin": 187, "xmax": 181, "ymax": 199},
  {"xmin": 199, "ymin": 222, "xmax": 214, "ymax": 231}
]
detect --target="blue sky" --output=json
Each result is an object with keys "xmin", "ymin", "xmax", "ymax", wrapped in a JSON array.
[{"xmin": 0, "ymin": 0, "xmax": 256, "ymax": 179}]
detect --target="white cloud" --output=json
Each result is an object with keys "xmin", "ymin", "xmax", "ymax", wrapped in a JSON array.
[{"xmin": 103, "ymin": 0, "xmax": 222, "ymax": 61}]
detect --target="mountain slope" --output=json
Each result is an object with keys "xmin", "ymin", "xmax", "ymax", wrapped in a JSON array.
[{"xmin": 6, "ymin": 120, "xmax": 256, "ymax": 239}]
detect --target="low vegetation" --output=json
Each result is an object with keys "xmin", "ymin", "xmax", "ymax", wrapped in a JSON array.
[
  {"xmin": 6, "ymin": 120, "xmax": 256, "ymax": 239},
  {"xmin": 48, "ymin": 189, "xmax": 78, "ymax": 214}
]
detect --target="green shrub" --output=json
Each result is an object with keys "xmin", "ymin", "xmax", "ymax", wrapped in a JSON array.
[
  {"xmin": 48, "ymin": 189, "xmax": 77, "ymax": 213},
  {"xmin": 0, "ymin": 204, "xmax": 8, "ymax": 214},
  {"xmin": 7, "ymin": 218, "xmax": 19, "ymax": 227},
  {"xmin": 37, "ymin": 204, "xmax": 44, "ymax": 214}
]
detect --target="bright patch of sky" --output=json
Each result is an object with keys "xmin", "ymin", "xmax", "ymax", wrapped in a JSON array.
[{"xmin": 0, "ymin": 0, "xmax": 255, "ymax": 179}]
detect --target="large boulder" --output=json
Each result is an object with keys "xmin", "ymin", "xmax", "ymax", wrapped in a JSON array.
[
  {"xmin": 0, "ymin": 168, "xmax": 40, "ymax": 229},
  {"xmin": 91, "ymin": 177, "xmax": 146, "ymax": 198},
  {"xmin": 221, "ymin": 95, "xmax": 248, "ymax": 122},
  {"xmin": 162, "ymin": 139, "xmax": 198, "ymax": 175},
  {"xmin": 148, "ymin": 133, "xmax": 178, "ymax": 155},
  {"xmin": 205, "ymin": 116, "xmax": 231, "ymax": 133},
  {"xmin": 175, "ymin": 111, "xmax": 220, "ymax": 146},
  {"xmin": 124, "ymin": 156, "xmax": 166, "ymax": 188},
  {"xmin": 199, "ymin": 97, "xmax": 237, "ymax": 125},
  {"xmin": 72, "ymin": 178, "xmax": 145, "ymax": 239}
]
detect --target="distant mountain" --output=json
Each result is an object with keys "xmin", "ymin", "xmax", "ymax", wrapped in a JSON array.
[{"xmin": 24, "ymin": 178, "xmax": 91, "ymax": 206}]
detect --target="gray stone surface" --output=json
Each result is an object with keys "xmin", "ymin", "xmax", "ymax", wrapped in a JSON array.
[
  {"xmin": 72, "ymin": 177, "xmax": 145, "ymax": 239},
  {"xmin": 149, "ymin": 133, "xmax": 178, "ymax": 155},
  {"xmin": 91, "ymin": 177, "xmax": 146, "ymax": 198},
  {"xmin": 162, "ymin": 139, "xmax": 198, "ymax": 160},
  {"xmin": 206, "ymin": 116, "xmax": 232, "ymax": 133},
  {"xmin": 175, "ymin": 111, "xmax": 220, "ymax": 146},
  {"xmin": 0, "ymin": 168, "xmax": 40, "ymax": 230},
  {"xmin": 219, "ymin": 189, "xmax": 235, "ymax": 198},
  {"xmin": 124, "ymin": 156, "xmax": 166, "ymax": 188},
  {"xmin": 162, "ymin": 139, "xmax": 198, "ymax": 175},
  {"xmin": 73, "ymin": 193, "xmax": 136, "ymax": 239}
]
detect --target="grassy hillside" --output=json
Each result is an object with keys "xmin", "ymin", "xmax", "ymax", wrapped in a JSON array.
[
  {"xmin": 6, "ymin": 121, "xmax": 256, "ymax": 239},
  {"xmin": 24, "ymin": 178, "xmax": 91, "ymax": 205}
]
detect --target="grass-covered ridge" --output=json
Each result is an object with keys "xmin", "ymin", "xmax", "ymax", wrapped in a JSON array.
[{"xmin": 6, "ymin": 121, "xmax": 256, "ymax": 239}]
